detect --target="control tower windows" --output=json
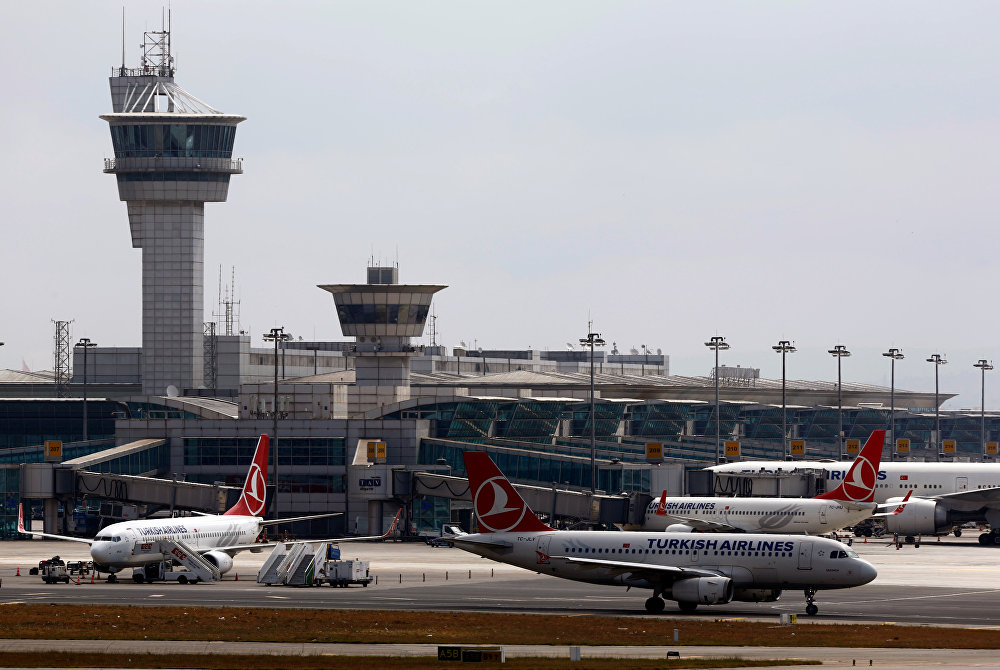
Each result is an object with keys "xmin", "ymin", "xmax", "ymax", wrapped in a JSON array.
[
  {"xmin": 337, "ymin": 304, "xmax": 430, "ymax": 326},
  {"xmin": 110, "ymin": 124, "xmax": 236, "ymax": 158}
]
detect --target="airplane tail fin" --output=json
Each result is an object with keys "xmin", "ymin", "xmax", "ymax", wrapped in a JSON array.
[
  {"xmin": 815, "ymin": 429, "xmax": 885, "ymax": 503},
  {"xmin": 463, "ymin": 451, "xmax": 554, "ymax": 533},
  {"xmin": 655, "ymin": 490, "xmax": 668, "ymax": 516},
  {"xmin": 224, "ymin": 435, "xmax": 269, "ymax": 517},
  {"xmin": 17, "ymin": 503, "xmax": 26, "ymax": 534}
]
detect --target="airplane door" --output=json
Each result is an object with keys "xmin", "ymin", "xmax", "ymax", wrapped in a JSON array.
[
  {"xmin": 819, "ymin": 506, "xmax": 828, "ymax": 525},
  {"xmin": 797, "ymin": 541, "xmax": 813, "ymax": 570},
  {"xmin": 956, "ymin": 477, "xmax": 968, "ymax": 492},
  {"xmin": 537, "ymin": 535, "xmax": 551, "ymax": 565}
]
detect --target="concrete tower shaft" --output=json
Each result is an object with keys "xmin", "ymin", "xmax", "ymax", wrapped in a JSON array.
[{"xmin": 102, "ymin": 31, "xmax": 244, "ymax": 396}]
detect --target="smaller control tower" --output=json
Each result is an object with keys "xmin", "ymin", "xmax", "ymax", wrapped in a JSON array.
[
  {"xmin": 102, "ymin": 16, "xmax": 245, "ymax": 396},
  {"xmin": 319, "ymin": 266, "xmax": 445, "ymax": 417}
]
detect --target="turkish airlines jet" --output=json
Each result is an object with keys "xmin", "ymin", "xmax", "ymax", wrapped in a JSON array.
[
  {"xmin": 642, "ymin": 431, "xmax": 892, "ymax": 535},
  {"xmin": 18, "ymin": 435, "xmax": 399, "ymax": 582},
  {"xmin": 707, "ymin": 442, "xmax": 1000, "ymax": 545},
  {"xmin": 453, "ymin": 451, "xmax": 876, "ymax": 616}
]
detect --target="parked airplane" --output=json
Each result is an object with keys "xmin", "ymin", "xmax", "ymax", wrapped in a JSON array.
[
  {"xmin": 707, "ymin": 445, "xmax": 1000, "ymax": 545},
  {"xmin": 642, "ymin": 431, "xmax": 887, "ymax": 535},
  {"xmin": 452, "ymin": 451, "xmax": 876, "ymax": 615},
  {"xmin": 18, "ymin": 435, "xmax": 400, "ymax": 582}
]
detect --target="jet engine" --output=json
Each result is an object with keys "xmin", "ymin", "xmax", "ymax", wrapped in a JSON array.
[
  {"xmin": 733, "ymin": 588, "xmax": 782, "ymax": 603},
  {"xmin": 668, "ymin": 577, "xmax": 734, "ymax": 605},
  {"xmin": 664, "ymin": 523, "xmax": 695, "ymax": 532},
  {"xmin": 883, "ymin": 498, "xmax": 949, "ymax": 536},
  {"xmin": 202, "ymin": 550, "xmax": 234, "ymax": 574}
]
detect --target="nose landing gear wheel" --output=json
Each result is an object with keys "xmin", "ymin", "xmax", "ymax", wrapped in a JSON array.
[
  {"xmin": 804, "ymin": 588, "xmax": 818, "ymax": 616},
  {"xmin": 107, "ymin": 574, "xmax": 118, "ymax": 584},
  {"xmin": 644, "ymin": 596, "xmax": 665, "ymax": 614}
]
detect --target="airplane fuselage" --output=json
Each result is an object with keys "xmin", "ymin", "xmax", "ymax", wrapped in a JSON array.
[
  {"xmin": 709, "ymin": 461, "xmax": 1000, "ymax": 503},
  {"xmin": 640, "ymin": 497, "xmax": 875, "ymax": 533},
  {"xmin": 457, "ymin": 530, "xmax": 875, "ymax": 592},
  {"xmin": 91, "ymin": 515, "xmax": 262, "ymax": 572}
]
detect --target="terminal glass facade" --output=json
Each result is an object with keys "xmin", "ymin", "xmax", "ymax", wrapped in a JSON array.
[{"xmin": 182, "ymin": 437, "xmax": 346, "ymax": 467}]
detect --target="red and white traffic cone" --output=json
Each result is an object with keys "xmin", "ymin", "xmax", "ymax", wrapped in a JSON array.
[
  {"xmin": 234, "ymin": 572, "xmax": 239, "ymax": 581},
  {"xmin": 15, "ymin": 568, "xmax": 20, "ymax": 577}
]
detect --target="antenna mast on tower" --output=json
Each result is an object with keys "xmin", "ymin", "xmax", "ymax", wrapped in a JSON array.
[{"xmin": 52, "ymin": 320, "xmax": 73, "ymax": 398}]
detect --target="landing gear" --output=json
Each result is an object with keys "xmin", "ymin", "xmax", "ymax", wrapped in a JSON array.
[
  {"xmin": 644, "ymin": 596, "xmax": 665, "ymax": 614},
  {"xmin": 904, "ymin": 535, "xmax": 915, "ymax": 544},
  {"xmin": 804, "ymin": 588, "xmax": 818, "ymax": 616},
  {"xmin": 954, "ymin": 528, "xmax": 962, "ymax": 538},
  {"xmin": 107, "ymin": 573, "xmax": 118, "ymax": 584},
  {"xmin": 132, "ymin": 573, "xmax": 145, "ymax": 584},
  {"xmin": 677, "ymin": 601, "xmax": 698, "ymax": 614},
  {"xmin": 979, "ymin": 531, "xmax": 1000, "ymax": 546}
]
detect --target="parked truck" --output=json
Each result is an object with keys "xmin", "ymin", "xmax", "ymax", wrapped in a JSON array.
[{"xmin": 30, "ymin": 556, "xmax": 70, "ymax": 584}]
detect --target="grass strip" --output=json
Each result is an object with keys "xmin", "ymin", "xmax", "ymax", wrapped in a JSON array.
[
  {"xmin": 1, "ymin": 604, "xmax": 998, "ymax": 648},
  {"xmin": 0, "ymin": 652, "xmax": 818, "ymax": 669}
]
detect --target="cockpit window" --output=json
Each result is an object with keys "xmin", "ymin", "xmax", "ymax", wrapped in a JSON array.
[
  {"xmin": 112, "ymin": 536, "xmax": 122, "ymax": 542},
  {"xmin": 95, "ymin": 535, "xmax": 110, "ymax": 542},
  {"xmin": 845, "ymin": 549, "xmax": 859, "ymax": 558}
]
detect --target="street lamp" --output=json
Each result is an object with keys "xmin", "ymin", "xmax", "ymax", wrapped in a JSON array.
[
  {"xmin": 263, "ymin": 327, "xmax": 292, "ymax": 519},
  {"xmin": 74, "ymin": 338, "xmax": 97, "ymax": 441},
  {"xmin": 828, "ymin": 345, "xmax": 850, "ymax": 456},
  {"xmin": 882, "ymin": 348, "xmax": 904, "ymax": 456},
  {"xmin": 927, "ymin": 353, "xmax": 947, "ymax": 458},
  {"xmin": 772, "ymin": 340, "xmax": 796, "ymax": 458},
  {"xmin": 975, "ymin": 359, "xmax": 993, "ymax": 458},
  {"xmin": 705, "ymin": 336, "xmax": 730, "ymax": 464},
  {"xmin": 579, "ymin": 331, "xmax": 606, "ymax": 494}
]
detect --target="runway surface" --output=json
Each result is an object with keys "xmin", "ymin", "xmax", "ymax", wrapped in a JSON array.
[{"xmin": 2, "ymin": 534, "xmax": 1000, "ymax": 626}]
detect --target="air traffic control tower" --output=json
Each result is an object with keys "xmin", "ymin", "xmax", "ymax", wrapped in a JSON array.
[
  {"xmin": 320, "ymin": 267, "xmax": 445, "ymax": 417},
  {"xmin": 102, "ymin": 24, "xmax": 244, "ymax": 396}
]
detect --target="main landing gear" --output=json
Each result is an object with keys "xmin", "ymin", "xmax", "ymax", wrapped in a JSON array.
[
  {"xmin": 979, "ymin": 530, "xmax": 1000, "ymax": 546},
  {"xmin": 106, "ymin": 573, "xmax": 118, "ymax": 584},
  {"xmin": 644, "ymin": 595, "xmax": 665, "ymax": 613},
  {"xmin": 804, "ymin": 588, "xmax": 819, "ymax": 616}
]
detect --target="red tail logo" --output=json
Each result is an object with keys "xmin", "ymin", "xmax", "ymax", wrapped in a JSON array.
[
  {"xmin": 655, "ymin": 491, "xmax": 668, "ymax": 516},
  {"xmin": 463, "ymin": 452, "xmax": 553, "ymax": 533},
  {"xmin": 816, "ymin": 430, "xmax": 885, "ymax": 503},
  {"xmin": 17, "ymin": 503, "xmax": 26, "ymax": 534},
  {"xmin": 225, "ymin": 435, "xmax": 269, "ymax": 516}
]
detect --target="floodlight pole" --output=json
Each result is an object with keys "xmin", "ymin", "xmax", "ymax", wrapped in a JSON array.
[
  {"xmin": 264, "ymin": 327, "xmax": 291, "ymax": 519},
  {"xmin": 772, "ymin": 340, "xmax": 796, "ymax": 458},
  {"xmin": 927, "ymin": 353, "xmax": 947, "ymax": 458},
  {"xmin": 75, "ymin": 338, "xmax": 97, "ymax": 441},
  {"xmin": 828, "ymin": 345, "xmax": 850, "ymax": 456},
  {"xmin": 579, "ymin": 331, "xmax": 605, "ymax": 495},
  {"xmin": 882, "ymin": 348, "xmax": 904, "ymax": 456},
  {"xmin": 975, "ymin": 359, "xmax": 993, "ymax": 458},
  {"xmin": 705, "ymin": 336, "xmax": 730, "ymax": 464}
]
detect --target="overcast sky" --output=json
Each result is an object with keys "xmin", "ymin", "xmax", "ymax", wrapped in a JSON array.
[{"xmin": 2, "ymin": 1, "xmax": 998, "ymax": 408}]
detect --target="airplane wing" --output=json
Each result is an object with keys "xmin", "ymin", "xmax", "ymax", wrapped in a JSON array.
[
  {"xmin": 549, "ymin": 555, "xmax": 723, "ymax": 584},
  {"xmin": 661, "ymin": 515, "xmax": 738, "ymax": 532},
  {"xmin": 257, "ymin": 512, "xmax": 342, "ymax": 526},
  {"xmin": 212, "ymin": 509, "xmax": 402, "ymax": 556},
  {"xmin": 16, "ymin": 504, "xmax": 93, "ymax": 545},
  {"xmin": 928, "ymin": 486, "xmax": 1000, "ymax": 512}
]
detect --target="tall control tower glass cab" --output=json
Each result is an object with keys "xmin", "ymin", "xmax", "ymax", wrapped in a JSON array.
[{"xmin": 101, "ymin": 16, "xmax": 245, "ymax": 396}]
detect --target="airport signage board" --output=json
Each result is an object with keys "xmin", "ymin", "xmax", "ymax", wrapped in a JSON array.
[
  {"xmin": 725, "ymin": 441, "xmax": 740, "ymax": 458},
  {"xmin": 845, "ymin": 439, "xmax": 860, "ymax": 454},
  {"xmin": 896, "ymin": 438, "xmax": 910, "ymax": 454},
  {"xmin": 44, "ymin": 440, "xmax": 62, "ymax": 462},
  {"xmin": 942, "ymin": 439, "xmax": 956, "ymax": 453},
  {"xmin": 987, "ymin": 441, "xmax": 998, "ymax": 455},
  {"xmin": 366, "ymin": 441, "xmax": 387, "ymax": 463},
  {"xmin": 645, "ymin": 442, "xmax": 663, "ymax": 462},
  {"xmin": 790, "ymin": 439, "xmax": 805, "ymax": 456}
]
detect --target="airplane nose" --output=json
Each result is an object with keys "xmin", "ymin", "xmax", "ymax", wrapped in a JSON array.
[
  {"xmin": 856, "ymin": 559, "xmax": 877, "ymax": 585},
  {"xmin": 91, "ymin": 543, "xmax": 111, "ymax": 564}
]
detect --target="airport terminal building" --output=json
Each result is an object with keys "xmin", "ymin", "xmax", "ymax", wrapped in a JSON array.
[{"xmin": 1, "ymin": 27, "xmax": 992, "ymax": 540}]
